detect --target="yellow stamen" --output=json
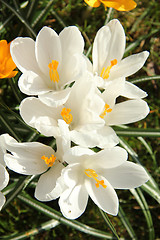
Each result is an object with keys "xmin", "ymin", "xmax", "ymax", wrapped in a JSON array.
[
  {"xmin": 100, "ymin": 59, "xmax": 117, "ymax": 80},
  {"xmin": 41, "ymin": 154, "xmax": 56, "ymax": 167},
  {"xmin": 85, "ymin": 169, "xmax": 107, "ymax": 188},
  {"xmin": 48, "ymin": 60, "xmax": 59, "ymax": 82},
  {"xmin": 100, "ymin": 104, "xmax": 112, "ymax": 119},
  {"xmin": 61, "ymin": 107, "xmax": 73, "ymax": 124}
]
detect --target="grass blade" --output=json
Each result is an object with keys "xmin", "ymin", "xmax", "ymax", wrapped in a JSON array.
[
  {"xmin": 118, "ymin": 205, "xmax": 137, "ymax": 240},
  {"xmin": 18, "ymin": 192, "xmax": 115, "ymax": 239},
  {"xmin": 130, "ymin": 188, "xmax": 155, "ymax": 240}
]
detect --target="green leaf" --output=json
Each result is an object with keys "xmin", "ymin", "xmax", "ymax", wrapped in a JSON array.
[
  {"xmin": 99, "ymin": 208, "xmax": 120, "ymax": 240},
  {"xmin": 130, "ymin": 75, "xmax": 160, "ymax": 84},
  {"xmin": 118, "ymin": 205, "xmax": 137, "ymax": 240},
  {"xmin": 1, "ymin": 219, "xmax": 60, "ymax": 240},
  {"xmin": 18, "ymin": 192, "xmax": 115, "ymax": 239},
  {"xmin": 114, "ymin": 127, "xmax": 160, "ymax": 138},
  {"xmin": 130, "ymin": 188, "xmax": 155, "ymax": 240}
]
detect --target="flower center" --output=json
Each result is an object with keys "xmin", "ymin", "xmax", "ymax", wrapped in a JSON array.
[
  {"xmin": 100, "ymin": 59, "xmax": 117, "ymax": 79},
  {"xmin": 85, "ymin": 169, "xmax": 107, "ymax": 188},
  {"xmin": 41, "ymin": 154, "xmax": 56, "ymax": 167},
  {"xmin": 61, "ymin": 107, "xmax": 73, "ymax": 124},
  {"xmin": 48, "ymin": 60, "xmax": 59, "ymax": 82},
  {"xmin": 100, "ymin": 104, "xmax": 112, "ymax": 119}
]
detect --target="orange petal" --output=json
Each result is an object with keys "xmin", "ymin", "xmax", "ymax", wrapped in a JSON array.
[
  {"xmin": 0, "ymin": 40, "xmax": 9, "ymax": 62},
  {"xmin": 84, "ymin": 0, "xmax": 101, "ymax": 7},
  {"xmin": 6, "ymin": 70, "xmax": 18, "ymax": 78},
  {"xmin": 101, "ymin": 0, "xmax": 137, "ymax": 11}
]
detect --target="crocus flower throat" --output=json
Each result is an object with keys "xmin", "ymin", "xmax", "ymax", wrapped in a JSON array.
[
  {"xmin": 61, "ymin": 108, "xmax": 73, "ymax": 124},
  {"xmin": 41, "ymin": 154, "xmax": 56, "ymax": 167},
  {"xmin": 85, "ymin": 169, "xmax": 107, "ymax": 188},
  {"xmin": 100, "ymin": 104, "xmax": 112, "ymax": 119},
  {"xmin": 48, "ymin": 60, "xmax": 59, "ymax": 82},
  {"xmin": 100, "ymin": 59, "xmax": 117, "ymax": 80}
]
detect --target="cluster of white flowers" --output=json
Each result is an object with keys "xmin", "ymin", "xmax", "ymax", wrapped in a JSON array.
[{"xmin": 0, "ymin": 19, "xmax": 149, "ymax": 219}]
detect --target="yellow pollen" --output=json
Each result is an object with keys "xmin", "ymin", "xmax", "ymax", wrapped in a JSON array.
[
  {"xmin": 41, "ymin": 154, "xmax": 56, "ymax": 167},
  {"xmin": 100, "ymin": 59, "xmax": 117, "ymax": 79},
  {"xmin": 85, "ymin": 169, "xmax": 107, "ymax": 188},
  {"xmin": 48, "ymin": 60, "xmax": 59, "ymax": 82},
  {"xmin": 100, "ymin": 104, "xmax": 112, "ymax": 119},
  {"xmin": 61, "ymin": 107, "xmax": 73, "ymax": 124}
]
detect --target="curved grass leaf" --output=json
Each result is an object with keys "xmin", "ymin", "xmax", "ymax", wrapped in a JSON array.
[
  {"xmin": 130, "ymin": 75, "xmax": 160, "ymax": 84},
  {"xmin": 1, "ymin": 219, "xmax": 60, "ymax": 240},
  {"xmin": 3, "ymin": 175, "xmax": 35, "ymax": 209},
  {"xmin": 99, "ymin": 208, "xmax": 120, "ymax": 240},
  {"xmin": 114, "ymin": 128, "xmax": 160, "ymax": 138},
  {"xmin": 118, "ymin": 205, "xmax": 137, "ymax": 240},
  {"xmin": 18, "ymin": 192, "xmax": 116, "ymax": 239},
  {"xmin": 130, "ymin": 188, "xmax": 155, "ymax": 240}
]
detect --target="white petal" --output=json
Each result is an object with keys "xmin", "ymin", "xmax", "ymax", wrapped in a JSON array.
[
  {"xmin": 83, "ymin": 55, "xmax": 93, "ymax": 72},
  {"xmin": 101, "ymin": 77, "xmax": 125, "ymax": 106},
  {"xmin": 93, "ymin": 126, "xmax": 119, "ymax": 148},
  {"xmin": 11, "ymin": 37, "xmax": 40, "ymax": 74},
  {"xmin": 105, "ymin": 99, "xmax": 150, "ymax": 125},
  {"xmin": 35, "ymin": 26, "xmax": 61, "ymax": 76},
  {"xmin": 59, "ymin": 184, "xmax": 88, "ymax": 219},
  {"xmin": 121, "ymin": 81, "xmax": 148, "ymax": 99},
  {"xmin": 4, "ymin": 142, "xmax": 54, "ymax": 175},
  {"xmin": 56, "ymin": 120, "xmax": 71, "ymax": 159},
  {"xmin": 92, "ymin": 25, "xmax": 111, "ymax": 73},
  {"xmin": 63, "ymin": 146, "xmax": 94, "ymax": 165},
  {"xmin": 70, "ymin": 125, "xmax": 119, "ymax": 148},
  {"xmin": 35, "ymin": 163, "xmax": 64, "ymax": 201},
  {"xmin": 18, "ymin": 71, "xmax": 49, "ymax": 95},
  {"xmin": 105, "ymin": 19, "xmax": 126, "ymax": 64},
  {"xmin": 0, "ymin": 192, "xmax": 6, "ymax": 210},
  {"xmin": 66, "ymin": 72, "xmax": 104, "ymax": 130},
  {"xmin": 0, "ymin": 164, "xmax": 9, "ymax": 191},
  {"xmin": 35, "ymin": 116, "xmax": 60, "ymax": 137},
  {"xmin": 103, "ymin": 162, "xmax": 149, "ymax": 189},
  {"xmin": 61, "ymin": 163, "xmax": 82, "ymax": 188},
  {"xmin": 87, "ymin": 147, "xmax": 128, "ymax": 170},
  {"xmin": 39, "ymin": 87, "xmax": 71, "ymax": 107},
  {"xmin": 85, "ymin": 176, "xmax": 119, "ymax": 215},
  {"xmin": 59, "ymin": 26, "xmax": 84, "ymax": 56},
  {"xmin": 59, "ymin": 53, "xmax": 87, "ymax": 86},
  {"xmin": 19, "ymin": 97, "xmax": 60, "ymax": 129},
  {"xmin": 0, "ymin": 134, "xmax": 10, "ymax": 166},
  {"xmin": 110, "ymin": 51, "xmax": 149, "ymax": 79}
]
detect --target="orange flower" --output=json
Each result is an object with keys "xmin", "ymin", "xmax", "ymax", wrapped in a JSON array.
[
  {"xmin": 0, "ymin": 40, "xmax": 18, "ymax": 79},
  {"xmin": 84, "ymin": 0, "xmax": 137, "ymax": 11}
]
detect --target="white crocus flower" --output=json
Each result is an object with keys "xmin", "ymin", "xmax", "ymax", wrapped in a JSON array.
[
  {"xmin": 4, "ymin": 121, "xmax": 70, "ymax": 201},
  {"xmin": 0, "ymin": 135, "xmax": 9, "ymax": 210},
  {"xmin": 59, "ymin": 146, "xmax": 149, "ymax": 219},
  {"xmin": 11, "ymin": 26, "xmax": 86, "ymax": 107},
  {"xmin": 20, "ymin": 72, "xmax": 119, "ymax": 148},
  {"xmin": 86, "ymin": 19, "xmax": 149, "ymax": 99}
]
